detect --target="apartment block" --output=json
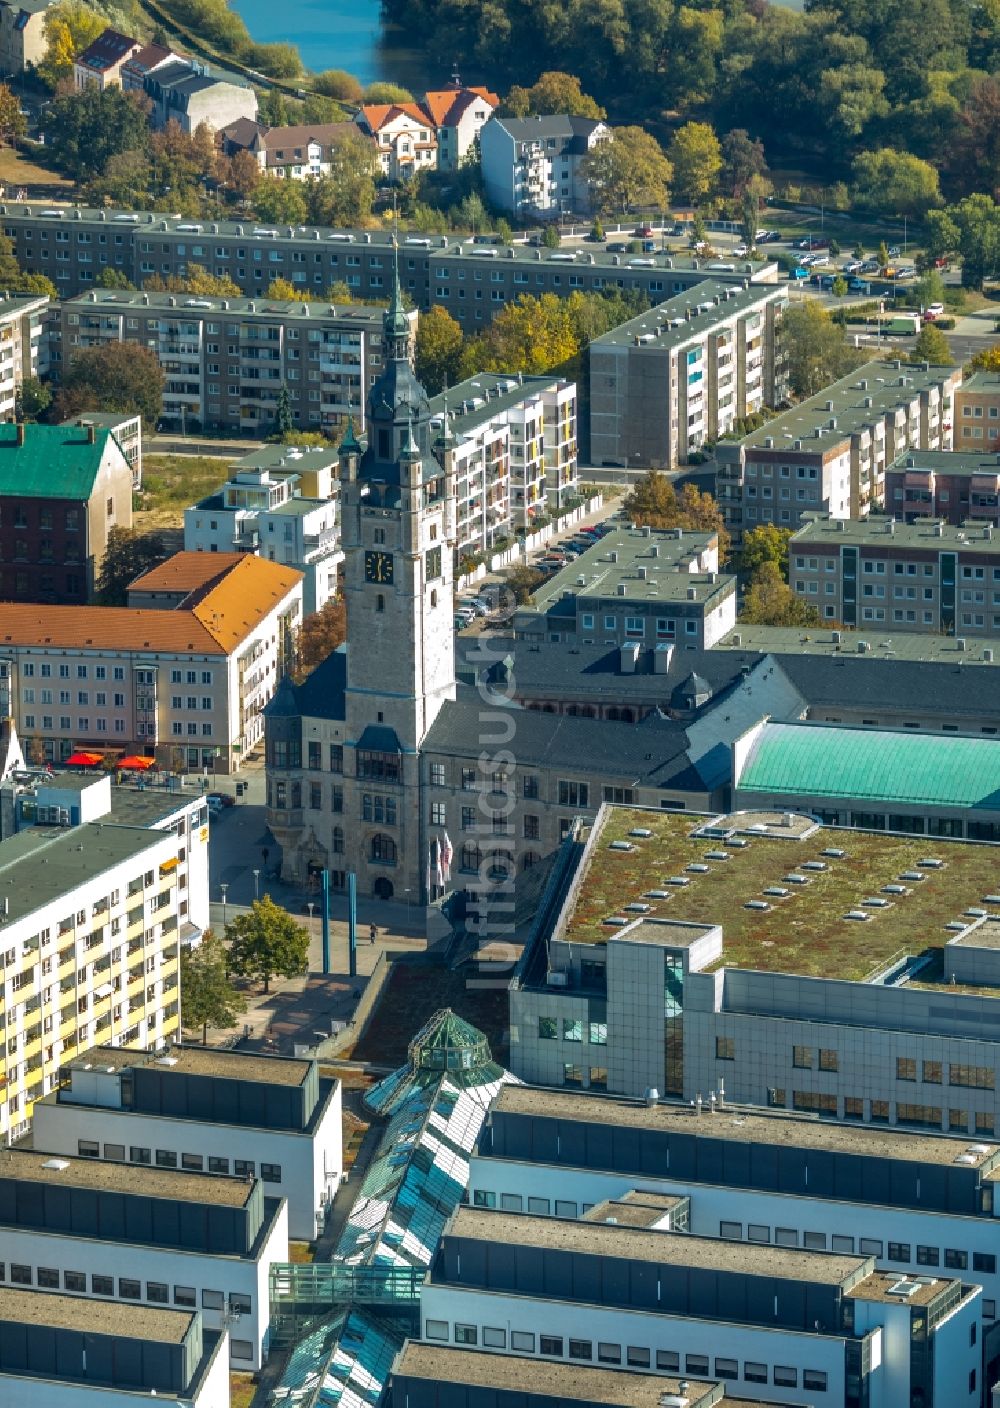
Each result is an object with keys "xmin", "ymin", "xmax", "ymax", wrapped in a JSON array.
[
  {"xmin": 956, "ymin": 372, "xmax": 1000, "ymax": 453},
  {"xmin": 422, "ymin": 1205, "xmax": 980, "ymax": 1407},
  {"xmin": 590, "ymin": 280, "xmax": 788, "ymax": 470},
  {"xmin": 787, "ymin": 513, "xmax": 1000, "ymax": 633},
  {"xmin": 31, "ymin": 1045, "xmax": 342, "ymax": 1241},
  {"xmin": 886, "ymin": 448, "xmax": 1000, "ymax": 527},
  {"xmin": 0, "ymin": 291, "xmax": 47, "ymax": 416},
  {"xmin": 424, "ymin": 85, "xmax": 499, "ymax": 172},
  {"xmin": 60, "ymin": 288, "xmax": 410, "ymax": 438},
  {"xmin": 472, "ymin": 1085, "xmax": 1000, "ymax": 1387},
  {"xmin": 0, "ymin": 1287, "xmax": 229, "ymax": 1406},
  {"xmin": 0, "ymin": 1147, "xmax": 286, "ymax": 1368},
  {"xmin": 0, "ymin": 821, "xmax": 183, "ymax": 1143},
  {"xmin": 185, "ymin": 446, "xmax": 340, "ymax": 614},
  {"xmin": 0, "ymin": 204, "xmax": 779, "ymax": 332},
  {"xmin": 716, "ymin": 361, "xmax": 961, "ymax": 546},
  {"xmin": 514, "ymin": 523, "xmax": 736, "ymax": 650},
  {"xmin": 0, "ymin": 0, "xmax": 53, "ymax": 73},
  {"xmin": 0, "ymin": 420, "xmax": 133, "ymax": 604},
  {"xmin": 426, "ymin": 372, "xmax": 579, "ymax": 548},
  {"xmin": 0, "ymin": 551, "xmax": 302, "ymax": 770},
  {"xmin": 479, "ymin": 115, "xmax": 608, "ymax": 218}
]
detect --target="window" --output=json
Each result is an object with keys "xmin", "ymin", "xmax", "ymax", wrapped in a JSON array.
[
  {"xmin": 146, "ymin": 1282, "xmax": 169, "ymax": 1304},
  {"xmin": 860, "ymin": 1238, "xmax": 883, "ymax": 1256},
  {"xmin": 897, "ymin": 1056, "xmax": 916, "ymax": 1081},
  {"xmin": 720, "ymin": 1220, "xmax": 742, "ymax": 1240},
  {"xmin": 714, "ymin": 1358, "xmax": 738, "ymax": 1380},
  {"xmin": 716, "ymin": 1035, "xmax": 735, "ymax": 1060},
  {"xmin": 511, "ymin": 1331, "xmax": 535, "ymax": 1352},
  {"xmin": 538, "ymin": 1016, "xmax": 557, "ymax": 1039},
  {"xmin": 77, "ymin": 1139, "xmax": 99, "ymax": 1158},
  {"xmin": 429, "ymin": 762, "xmax": 445, "ymax": 786},
  {"xmin": 120, "ymin": 1278, "xmax": 141, "ymax": 1299},
  {"xmin": 949, "ymin": 1064, "xmax": 994, "ymax": 1088},
  {"xmin": 563, "ymin": 1018, "xmax": 582, "ymax": 1042},
  {"xmin": 748, "ymin": 1223, "xmax": 770, "ymax": 1244},
  {"xmin": 627, "ymin": 1346, "xmax": 651, "ymax": 1368},
  {"xmin": 181, "ymin": 1153, "xmax": 204, "ymax": 1171},
  {"xmin": 887, "ymin": 1241, "xmax": 911, "ymax": 1263},
  {"xmin": 37, "ymin": 1267, "xmax": 59, "ymax": 1288},
  {"xmin": 775, "ymin": 1227, "xmax": 798, "ymax": 1247},
  {"xmin": 91, "ymin": 1274, "xmax": 113, "ymax": 1295},
  {"xmin": 804, "ymin": 1231, "xmax": 828, "ymax": 1250},
  {"xmin": 793, "ymin": 1045, "xmax": 813, "ymax": 1068},
  {"xmin": 174, "ymin": 1285, "xmax": 197, "ymax": 1307},
  {"xmin": 974, "ymin": 1252, "xmax": 996, "ymax": 1273},
  {"xmin": 568, "ymin": 1340, "xmax": 592, "ymax": 1360},
  {"xmin": 945, "ymin": 1248, "xmax": 968, "ymax": 1269},
  {"xmin": 916, "ymin": 1245, "xmax": 939, "ymax": 1266},
  {"xmin": 804, "ymin": 1371, "xmax": 828, "ymax": 1391},
  {"xmin": 589, "ymin": 1021, "xmax": 607, "ymax": 1045},
  {"xmin": 202, "ymin": 1290, "xmax": 225, "ymax": 1311},
  {"xmin": 657, "ymin": 1350, "xmax": 681, "ymax": 1372},
  {"xmin": 473, "ymin": 1189, "xmax": 496, "ymax": 1209},
  {"xmin": 833, "ymin": 1235, "xmax": 855, "ymax": 1253},
  {"xmin": 744, "ymin": 1362, "xmax": 767, "ymax": 1383},
  {"xmin": 500, "ymin": 1193, "xmax": 522, "ymax": 1212},
  {"xmin": 819, "ymin": 1048, "xmax": 838, "ymax": 1071},
  {"xmin": 129, "ymin": 1144, "xmax": 151, "ymax": 1164},
  {"xmin": 774, "ymin": 1367, "xmax": 798, "ymax": 1387},
  {"xmin": 155, "ymin": 1149, "xmax": 177, "ymax": 1168},
  {"xmin": 557, "ymin": 780, "xmax": 589, "ymax": 807},
  {"xmin": 923, "ymin": 1060, "xmax": 942, "ymax": 1083},
  {"xmin": 103, "ymin": 1143, "xmax": 125, "ymax": 1162},
  {"xmin": 528, "ymin": 1197, "xmax": 550, "ymax": 1214},
  {"xmin": 685, "ymin": 1355, "xmax": 709, "ymax": 1375},
  {"xmin": 598, "ymin": 1342, "xmax": 621, "ymax": 1363},
  {"xmin": 540, "ymin": 1335, "xmax": 563, "ymax": 1357},
  {"xmin": 483, "ymin": 1326, "xmax": 506, "ymax": 1348},
  {"xmin": 261, "ymin": 1162, "xmax": 282, "ymax": 1183},
  {"xmin": 232, "ymin": 1341, "xmax": 254, "ymax": 1362},
  {"xmin": 234, "ymin": 1161, "xmax": 254, "ymax": 1179}
]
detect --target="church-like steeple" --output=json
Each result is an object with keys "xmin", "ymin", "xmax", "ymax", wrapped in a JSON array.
[{"xmin": 385, "ymin": 238, "xmax": 410, "ymax": 357}]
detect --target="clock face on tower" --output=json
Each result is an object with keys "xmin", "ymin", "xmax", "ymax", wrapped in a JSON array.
[{"xmin": 364, "ymin": 550, "xmax": 394, "ymax": 585}]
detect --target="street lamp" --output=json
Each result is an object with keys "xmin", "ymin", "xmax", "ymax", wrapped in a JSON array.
[
  {"xmin": 220, "ymin": 883, "xmax": 228, "ymax": 932},
  {"xmin": 307, "ymin": 901, "xmax": 315, "ymax": 934},
  {"xmin": 252, "ymin": 869, "xmax": 260, "ymax": 902}
]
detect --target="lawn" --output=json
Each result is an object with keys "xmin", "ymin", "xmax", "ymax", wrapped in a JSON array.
[
  {"xmin": 566, "ymin": 807, "xmax": 1000, "ymax": 982},
  {"xmin": 135, "ymin": 453, "xmax": 233, "ymax": 531},
  {"xmin": 0, "ymin": 144, "xmax": 72, "ymax": 196}
]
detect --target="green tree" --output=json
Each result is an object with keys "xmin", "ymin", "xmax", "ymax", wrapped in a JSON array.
[
  {"xmin": 47, "ymin": 87, "xmax": 151, "ymax": 182},
  {"xmin": 581, "ymin": 126, "xmax": 672, "ymax": 215},
  {"xmin": 780, "ymin": 301, "xmax": 865, "ymax": 397},
  {"xmin": 96, "ymin": 268, "xmax": 136, "ymax": 290},
  {"xmin": 720, "ymin": 128, "xmax": 767, "ymax": 200},
  {"xmin": 914, "ymin": 269, "xmax": 946, "ymax": 309},
  {"xmin": 15, "ymin": 376, "xmax": 51, "ymax": 422},
  {"xmin": 831, "ymin": 275, "xmax": 848, "ymax": 297},
  {"xmin": 86, "ymin": 149, "xmax": 152, "ymax": 209},
  {"xmin": 0, "ymin": 84, "xmax": 25, "ymax": 147},
  {"xmin": 273, "ymin": 384, "xmax": 294, "ymax": 438},
  {"xmin": 505, "ymin": 71, "xmax": 606, "ymax": 118},
  {"xmin": 253, "ymin": 175, "xmax": 309, "ymax": 225},
  {"xmin": 911, "ymin": 323, "xmax": 953, "ymax": 364},
  {"xmin": 542, "ymin": 224, "xmax": 561, "ymax": 249},
  {"xmin": 739, "ymin": 524, "xmax": 792, "ymax": 581},
  {"xmin": 502, "ymin": 564, "xmax": 545, "ymax": 604},
  {"xmin": 96, "ymin": 526, "xmax": 165, "ymax": 604},
  {"xmin": 877, "ymin": 239, "xmax": 890, "ymax": 269},
  {"xmin": 851, "ymin": 148, "xmax": 942, "ymax": 218},
  {"xmin": 363, "ymin": 82, "xmax": 414, "ymax": 103},
  {"xmin": 226, "ymin": 895, "xmax": 310, "ymax": 993},
  {"xmin": 742, "ymin": 561, "xmax": 822, "ymax": 626},
  {"xmin": 56, "ymin": 342, "xmax": 164, "ymax": 427},
  {"xmin": 668, "ymin": 122, "xmax": 722, "ymax": 204},
  {"xmin": 313, "ymin": 69, "xmax": 363, "ymax": 102},
  {"xmin": 181, "ymin": 930, "xmax": 246, "ymax": 1045},
  {"xmin": 925, "ymin": 195, "xmax": 1000, "ymax": 290},
  {"xmin": 257, "ymin": 88, "xmax": 290, "ymax": 127},
  {"xmin": 38, "ymin": 0, "xmax": 105, "ymax": 88},
  {"xmin": 415, "ymin": 305, "xmax": 464, "ymax": 394},
  {"xmin": 306, "ymin": 131, "xmax": 378, "ymax": 226},
  {"xmin": 819, "ymin": 63, "xmax": 889, "ymax": 140}
]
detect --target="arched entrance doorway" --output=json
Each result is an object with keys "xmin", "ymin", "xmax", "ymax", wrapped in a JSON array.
[{"xmin": 373, "ymin": 876, "xmax": 394, "ymax": 900}]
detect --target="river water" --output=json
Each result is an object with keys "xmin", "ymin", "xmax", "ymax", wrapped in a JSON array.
[{"xmin": 234, "ymin": 0, "xmax": 425, "ymax": 87}]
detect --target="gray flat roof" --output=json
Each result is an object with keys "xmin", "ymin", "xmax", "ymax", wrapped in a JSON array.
[
  {"xmin": 614, "ymin": 918, "xmax": 717, "ymax": 948},
  {"xmin": 583, "ymin": 1192, "xmax": 686, "ymax": 1227},
  {"xmin": 105, "ymin": 785, "xmax": 199, "ymax": 829},
  {"xmin": 265, "ymin": 497, "xmax": 326, "ymax": 517},
  {"xmin": 0, "ymin": 823, "xmax": 165, "ymax": 927},
  {"xmin": 851, "ymin": 1272, "xmax": 957, "ymax": 1306},
  {"xmin": 428, "ymin": 372, "xmax": 564, "ymax": 435},
  {"xmin": 447, "ymin": 1207, "xmax": 871, "ymax": 1284},
  {"xmin": 960, "ymin": 371, "xmax": 1000, "ymax": 394},
  {"xmin": 233, "ymin": 445, "xmax": 339, "ymax": 471},
  {"xmin": 0, "ymin": 1286, "xmax": 193, "ymax": 1342},
  {"xmin": 593, "ymin": 279, "xmax": 783, "ymax": 350},
  {"xmin": 791, "ymin": 514, "xmax": 1000, "ymax": 554},
  {"xmin": 889, "ymin": 449, "xmax": 1000, "ymax": 478},
  {"xmin": 1, "ymin": 1148, "xmax": 254, "ymax": 1207},
  {"xmin": 715, "ymin": 623, "xmax": 1000, "ymax": 665},
  {"xmin": 739, "ymin": 362, "xmax": 957, "ymax": 455},
  {"xmin": 66, "ymin": 288, "xmax": 388, "ymax": 325},
  {"xmin": 527, "ymin": 525, "xmax": 729, "ymax": 612},
  {"xmin": 393, "ymin": 1344, "xmax": 724, "ymax": 1405},
  {"xmin": 72, "ymin": 1043, "xmax": 312, "ymax": 1087},
  {"xmin": 953, "ymin": 918, "xmax": 1000, "ymax": 950},
  {"xmin": 491, "ymin": 1085, "xmax": 1000, "ymax": 1170}
]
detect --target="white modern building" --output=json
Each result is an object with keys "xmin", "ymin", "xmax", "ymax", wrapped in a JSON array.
[
  {"xmin": 479, "ymin": 115, "xmax": 608, "ymax": 218},
  {"xmin": 31, "ymin": 1045, "xmax": 342, "ymax": 1241},
  {"xmin": 184, "ymin": 446, "xmax": 341, "ymax": 614}
]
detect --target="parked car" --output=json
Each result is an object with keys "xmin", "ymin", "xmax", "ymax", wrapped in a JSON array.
[
  {"xmin": 634, "ymin": 223, "xmax": 654, "ymax": 237},
  {"xmin": 843, "ymin": 260, "xmax": 862, "ymax": 274},
  {"xmin": 887, "ymin": 246, "xmax": 900, "ymax": 257},
  {"xmin": 923, "ymin": 302, "xmax": 945, "ymax": 321},
  {"xmin": 849, "ymin": 277, "xmax": 871, "ymax": 291},
  {"xmin": 607, "ymin": 241, "xmax": 628, "ymax": 253},
  {"xmin": 206, "ymin": 791, "xmax": 235, "ymax": 810}
]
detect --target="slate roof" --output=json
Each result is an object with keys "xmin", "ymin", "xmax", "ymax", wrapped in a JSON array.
[
  {"xmin": 738, "ymin": 720, "xmax": 1000, "ymax": 809},
  {"xmin": 269, "ymin": 646, "xmax": 346, "ymax": 722},
  {"xmin": 0, "ymin": 423, "xmax": 121, "ymax": 500},
  {"xmin": 74, "ymin": 28, "xmax": 137, "ymax": 72},
  {"xmin": 773, "ymin": 651, "xmax": 1000, "ymax": 721},
  {"xmin": 499, "ymin": 115, "xmax": 604, "ymax": 148}
]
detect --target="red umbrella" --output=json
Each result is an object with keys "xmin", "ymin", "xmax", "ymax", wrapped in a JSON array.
[
  {"xmin": 118, "ymin": 755, "xmax": 156, "ymax": 771},
  {"xmin": 66, "ymin": 751, "xmax": 104, "ymax": 767}
]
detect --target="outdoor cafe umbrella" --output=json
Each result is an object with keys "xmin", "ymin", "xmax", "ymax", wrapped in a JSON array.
[
  {"xmin": 65, "ymin": 751, "xmax": 103, "ymax": 766},
  {"xmin": 118, "ymin": 755, "xmax": 156, "ymax": 770}
]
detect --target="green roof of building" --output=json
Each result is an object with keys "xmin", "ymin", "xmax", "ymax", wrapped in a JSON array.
[
  {"xmin": 0, "ymin": 424, "xmax": 117, "ymax": 499},
  {"xmin": 738, "ymin": 721, "xmax": 1000, "ymax": 810}
]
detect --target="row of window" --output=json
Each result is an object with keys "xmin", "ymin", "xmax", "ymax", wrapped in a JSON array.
[
  {"xmin": 540, "ymin": 1018, "xmax": 607, "ymax": 1044},
  {"xmin": 20, "ymin": 662, "xmax": 126, "ymax": 680},
  {"xmin": 766, "ymin": 1087, "xmax": 995, "ymax": 1133},
  {"xmin": 77, "ymin": 1140, "xmax": 280, "ymax": 1181},
  {"xmin": 423, "ymin": 1321, "xmax": 827, "ymax": 1390},
  {"xmin": 769, "ymin": 1044, "xmax": 997, "ymax": 1090}
]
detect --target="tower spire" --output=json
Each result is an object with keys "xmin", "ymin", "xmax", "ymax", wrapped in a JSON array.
[{"xmin": 385, "ymin": 234, "xmax": 410, "ymax": 351}]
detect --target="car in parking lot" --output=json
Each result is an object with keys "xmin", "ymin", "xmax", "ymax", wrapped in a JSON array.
[
  {"xmin": 634, "ymin": 223, "xmax": 654, "ymax": 237},
  {"xmin": 607, "ymin": 241, "xmax": 629, "ymax": 253},
  {"xmin": 206, "ymin": 791, "xmax": 235, "ymax": 810},
  {"xmin": 922, "ymin": 302, "xmax": 945, "ymax": 321},
  {"xmin": 843, "ymin": 259, "xmax": 862, "ymax": 274},
  {"xmin": 849, "ymin": 277, "xmax": 871, "ymax": 291}
]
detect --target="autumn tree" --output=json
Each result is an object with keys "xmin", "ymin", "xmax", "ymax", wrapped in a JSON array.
[
  {"xmin": 96, "ymin": 526, "xmax": 165, "ymax": 604},
  {"xmin": 415, "ymin": 305, "xmax": 464, "ymax": 394},
  {"xmin": 741, "ymin": 561, "xmax": 822, "ymax": 626},
  {"xmin": 56, "ymin": 342, "xmax": 164, "ymax": 427},
  {"xmin": 476, "ymin": 293, "xmax": 580, "ymax": 375},
  {"xmin": 149, "ymin": 120, "xmax": 217, "ymax": 200},
  {"xmin": 505, "ymin": 71, "xmax": 606, "ymax": 118},
  {"xmin": 295, "ymin": 596, "xmax": 347, "ymax": 679},
  {"xmin": 739, "ymin": 524, "xmax": 792, "ymax": 581},
  {"xmin": 38, "ymin": 0, "xmax": 105, "ymax": 88},
  {"xmin": 253, "ymin": 175, "xmax": 309, "ymax": 224},
  {"xmin": 624, "ymin": 473, "xmax": 729, "ymax": 559},
  {"xmin": 581, "ymin": 126, "xmax": 672, "ymax": 215},
  {"xmin": 86, "ymin": 149, "xmax": 151, "ymax": 209},
  {"xmin": 668, "ymin": 122, "xmax": 722, "ymax": 204},
  {"xmin": 910, "ymin": 323, "xmax": 953, "ymax": 365},
  {"xmin": 181, "ymin": 930, "xmax": 246, "ymax": 1045},
  {"xmin": 220, "ymin": 148, "xmax": 261, "ymax": 202},
  {"xmin": 969, "ymin": 343, "xmax": 1000, "ymax": 373},
  {"xmin": 503, "ymin": 564, "xmax": 545, "ymax": 604},
  {"xmin": 146, "ymin": 265, "xmax": 242, "ymax": 296},
  {"xmin": 226, "ymin": 895, "xmax": 310, "ymax": 993},
  {"xmin": 0, "ymin": 85, "xmax": 25, "ymax": 147},
  {"xmin": 266, "ymin": 277, "xmax": 299, "ymax": 299}
]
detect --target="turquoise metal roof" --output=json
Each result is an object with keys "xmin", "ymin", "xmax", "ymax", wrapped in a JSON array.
[{"xmin": 738, "ymin": 722, "xmax": 1000, "ymax": 809}]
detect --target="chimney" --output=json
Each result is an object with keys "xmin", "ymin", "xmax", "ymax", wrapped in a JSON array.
[
  {"xmin": 86, "ymin": 424, "xmax": 96, "ymax": 445},
  {"xmin": 15, "ymin": 422, "xmax": 24, "ymax": 447}
]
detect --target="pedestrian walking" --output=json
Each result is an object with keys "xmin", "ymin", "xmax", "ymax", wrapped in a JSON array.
[{"xmin": 369, "ymin": 922, "xmax": 377, "ymax": 945}]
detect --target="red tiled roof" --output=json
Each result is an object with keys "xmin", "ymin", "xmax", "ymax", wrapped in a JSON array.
[
  {"xmin": 359, "ymin": 102, "xmax": 434, "ymax": 132},
  {"xmin": 423, "ymin": 86, "xmax": 499, "ymax": 126}
]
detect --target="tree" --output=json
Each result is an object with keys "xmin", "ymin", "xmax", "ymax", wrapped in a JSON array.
[
  {"xmin": 221, "ymin": 149, "xmax": 260, "ymax": 203},
  {"xmin": 226, "ymin": 895, "xmax": 310, "ymax": 993},
  {"xmin": 850, "ymin": 148, "xmax": 942, "ymax": 217},
  {"xmin": 542, "ymin": 224, "xmax": 561, "ymax": 249},
  {"xmin": 15, "ymin": 376, "xmax": 51, "ymax": 422},
  {"xmin": 96, "ymin": 526, "xmax": 165, "ymax": 604},
  {"xmin": 415, "ymin": 305, "xmax": 464, "ymax": 394},
  {"xmin": 295, "ymin": 596, "xmax": 347, "ymax": 678},
  {"xmin": 314, "ymin": 69, "xmax": 363, "ymax": 102},
  {"xmin": 739, "ymin": 524, "xmax": 792, "ymax": 581},
  {"xmin": 96, "ymin": 268, "xmax": 136, "ymax": 290},
  {"xmin": 969, "ymin": 343, "xmax": 1000, "ymax": 372},
  {"xmin": 257, "ymin": 88, "xmax": 290, "ymax": 127},
  {"xmin": 925, "ymin": 195, "xmax": 1000, "ymax": 290},
  {"xmin": 363, "ymin": 82, "xmax": 414, "ymax": 103},
  {"xmin": 86, "ymin": 149, "xmax": 152, "ymax": 209},
  {"xmin": 503, "ymin": 564, "xmax": 545, "ymax": 604},
  {"xmin": 914, "ymin": 268, "xmax": 946, "ymax": 309},
  {"xmin": 46, "ymin": 86, "xmax": 151, "ymax": 182},
  {"xmin": 831, "ymin": 275, "xmax": 848, "ymax": 297},
  {"xmin": 911, "ymin": 323, "xmax": 953, "ymax": 365},
  {"xmin": 184, "ymin": 265, "xmax": 242, "ymax": 296},
  {"xmin": 505, "ymin": 71, "xmax": 606, "ymax": 118},
  {"xmin": 819, "ymin": 63, "xmax": 888, "ymax": 140},
  {"xmin": 0, "ymin": 230, "xmax": 20, "ymax": 287},
  {"xmin": 668, "ymin": 122, "xmax": 722, "ymax": 204},
  {"xmin": 720, "ymin": 127, "xmax": 767, "ymax": 200},
  {"xmin": 306, "ymin": 131, "xmax": 378, "ymax": 226},
  {"xmin": 273, "ymin": 384, "xmax": 294, "ymax": 439},
  {"xmin": 780, "ymin": 301, "xmax": 865, "ymax": 397},
  {"xmin": 742, "ymin": 561, "xmax": 822, "ymax": 626},
  {"xmin": 38, "ymin": 0, "xmax": 105, "ymax": 88},
  {"xmin": 477, "ymin": 292, "xmax": 580, "ymax": 375},
  {"xmin": 326, "ymin": 280, "xmax": 356, "ymax": 304},
  {"xmin": 181, "ymin": 930, "xmax": 246, "ymax": 1045},
  {"xmin": 581, "ymin": 126, "xmax": 672, "ymax": 215},
  {"xmin": 56, "ymin": 342, "xmax": 164, "ymax": 427},
  {"xmin": 253, "ymin": 175, "xmax": 309, "ymax": 225},
  {"xmin": 0, "ymin": 84, "xmax": 25, "ymax": 147},
  {"xmin": 266, "ymin": 277, "xmax": 299, "ymax": 299},
  {"xmin": 624, "ymin": 473, "xmax": 729, "ymax": 559}
]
